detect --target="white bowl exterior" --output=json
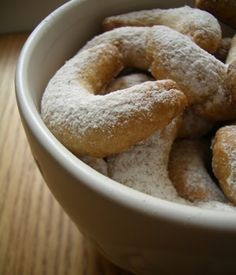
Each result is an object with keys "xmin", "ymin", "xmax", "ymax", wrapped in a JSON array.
[{"xmin": 16, "ymin": 0, "xmax": 236, "ymax": 274}]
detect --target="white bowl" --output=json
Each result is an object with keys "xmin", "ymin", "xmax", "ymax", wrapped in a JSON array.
[{"xmin": 15, "ymin": 0, "xmax": 236, "ymax": 274}]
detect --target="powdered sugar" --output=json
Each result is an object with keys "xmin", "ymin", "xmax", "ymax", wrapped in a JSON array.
[
  {"xmin": 103, "ymin": 6, "xmax": 221, "ymax": 53},
  {"xmin": 220, "ymin": 129, "xmax": 236, "ymax": 198},
  {"xmin": 41, "ymin": 20, "xmax": 236, "ymax": 212},
  {"xmin": 82, "ymin": 27, "xmax": 151, "ymax": 70},
  {"xmin": 105, "ymin": 124, "xmax": 236, "ymax": 212},
  {"xmin": 212, "ymin": 126, "xmax": 236, "ymax": 203},
  {"xmin": 41, "ymin": 41, "xmax": 185, "ymax": 156},
  {"xmin": 149, "ymin": 26, "xmax": 227, "ymax": 104},
  {"xmin": 82, "ymin": 25, "xmax": 235, "ymax": 120},
  {"xmin": 107, "ymin": 118, "xmax": 187, "ymax": 204},
  {"xmin": 169, "ymin": 139, "xmax": 225, "ymax": 202},
  {"xmin": 42, "ymin": 77, "xmax": 179, "ymax": 138},
  {"xmin": 227, "ymin": 150, "xmax": 236, "ymax": 195}
]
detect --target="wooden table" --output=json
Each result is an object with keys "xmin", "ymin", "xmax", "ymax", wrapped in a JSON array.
[{"xmin": 0, "ymin": 33, "xmax": 132, "ymax": 275}]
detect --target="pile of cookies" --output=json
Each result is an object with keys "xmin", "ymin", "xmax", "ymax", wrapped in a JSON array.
[{"xmin": 41, "ymin": 1, "xmax": 236, "ymax": 211}]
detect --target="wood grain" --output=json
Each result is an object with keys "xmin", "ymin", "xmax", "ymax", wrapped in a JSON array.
[{"xmin": 0, "ymin": 33, "xmax": 133, "ymax": 275}]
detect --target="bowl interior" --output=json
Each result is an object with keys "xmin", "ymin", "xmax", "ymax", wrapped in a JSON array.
[
  {"xmin": 21, "ymin": 0, "xmax": 197, "ymax": 111},
  {"xmin": 16, "ymin": 0, "xmax": 236, "ymax": 229}
]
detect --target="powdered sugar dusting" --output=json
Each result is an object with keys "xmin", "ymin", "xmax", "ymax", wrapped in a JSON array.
[
  {"xmin": 41, "ymin": 42, "xmax": 183, "ymax": 157},
  {"xmin": 219, "ymin": 127, "xmax": 236, "ymax": 199},
  {"xmin": 42, "ymin": 78, "xmax": 179, "ymax": 137},
  {"xmin": 107, "ymin": 118, "xmax": 187, "ymax": 204},
  {"xmin": 82, "ymin": 27, "xmax": 151, "ymax": 70},
  {"xmin": 211, "ymin": 126, "xmax": 236, "ymax": 206},
  {"xmin": 41, "ymin": 20, "xmax": 236, "ymax": 212},
  {"xmin": 227, "ymin": 149, "xmax": 236, "ymax": 197},
  {"xmin": 150, "ymin": 26, "xmax": 227, "ymax": 104},
  {"xmin": 103, "ymin": 6, "xmax": 221, "ymax": 53},
  {"xmin": 169, "ymin": 139, "xmax": 225, "ymax": 202},
  {"xmin": 82, "ymin": 25, "xmax": 234, "ymax": 120}
]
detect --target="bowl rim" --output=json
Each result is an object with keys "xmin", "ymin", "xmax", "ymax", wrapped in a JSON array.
[{"xmin": 15, "ymin": 0, "xmax": 236, "ymax": 231}]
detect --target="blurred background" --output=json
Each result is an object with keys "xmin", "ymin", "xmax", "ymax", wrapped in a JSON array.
[{"xmin": 0, "ymin": 0, "xmax": 68, "ymax": 33}]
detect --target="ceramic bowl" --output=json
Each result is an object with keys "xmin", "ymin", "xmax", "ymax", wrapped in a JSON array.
[{"xmin": 15, "ymin": 0, "xmax": 236, "ymax": 274}]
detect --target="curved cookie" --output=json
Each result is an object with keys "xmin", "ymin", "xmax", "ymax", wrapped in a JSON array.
[
  {"xmin": 83, "ymin": 26, "xmax": 236, "ymax": 121},
  {"xmin": 107, "ymin": 118, "xmax": 186, "ymax": 203},
  {"xmin": 105, "ymin": 73, "xmax": 184, "ymax": 202},
  {"xmin": 148, "ymin": 26, "xmax": 236, "ymax": 120},
  {"xmin": 226, "ymin": 35, "xmax": 236, "ymax": 102},
  {"xmin": 107, "ymin": 73, "xmax": 215, "ymax": 138},
  {"xmin": 80, "ymin": 74, "xmax": 154, "ymax": 172},
  {"xmin": 41, "ymin": 42, "xmax": 186, "ymax": 157},
  {"xmin": 212, "ymin": 125, "xmax": 236, "ymax": 205},
  {"xmin": 169, "ymin": 139, "xmax": 225, "ymax": 202},
  {"xmin": 196, "ymin": 0, "xmax": 236, "ymax": 29},
  {"xmin": 103, "ymin": 6, "xmax": 221, "ymax": 53}
]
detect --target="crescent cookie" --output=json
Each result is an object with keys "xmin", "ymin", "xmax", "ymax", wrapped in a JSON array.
[
  {"xmin": 80, "ymin": 74, "xmax": 154, "ymax": 173},
  {"xmin": 107, "ymin": 73, "xmax": 215, "ymax": 138},
  {"xmin": 148, "ymin": 27, "xmax": 236, "ymax": 121},
  {"xmin": 105, "ymin": 73, "xmax": 184, "ymax": 202},
  {"xmin": 107, "ymin": 118, "xmax": 186, "ymax": 204},
  {"xmin": 83, "ymin": 26, "xmax": 236, "ymax": 121},
  {"xmin": 196, "ymin": 0, "xmax": 236, "ymax": 29},
  {"xmin": 103, "ymin": 6, "xmax": 221, "ymax": 53},
  {"xmin": 226, "ymin": 35, "xmax": 236, "ymax": 102},
  {"xmin": 41, "ymin": 42, "xmax": 186, "ymax": 157},
  {"xmin": 169, "ymin": 139, "xmax": 225, "ymax": 202},
  {"xmin": 212, "ymin": 126, "xmax": 236, "ymax": 205}
]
